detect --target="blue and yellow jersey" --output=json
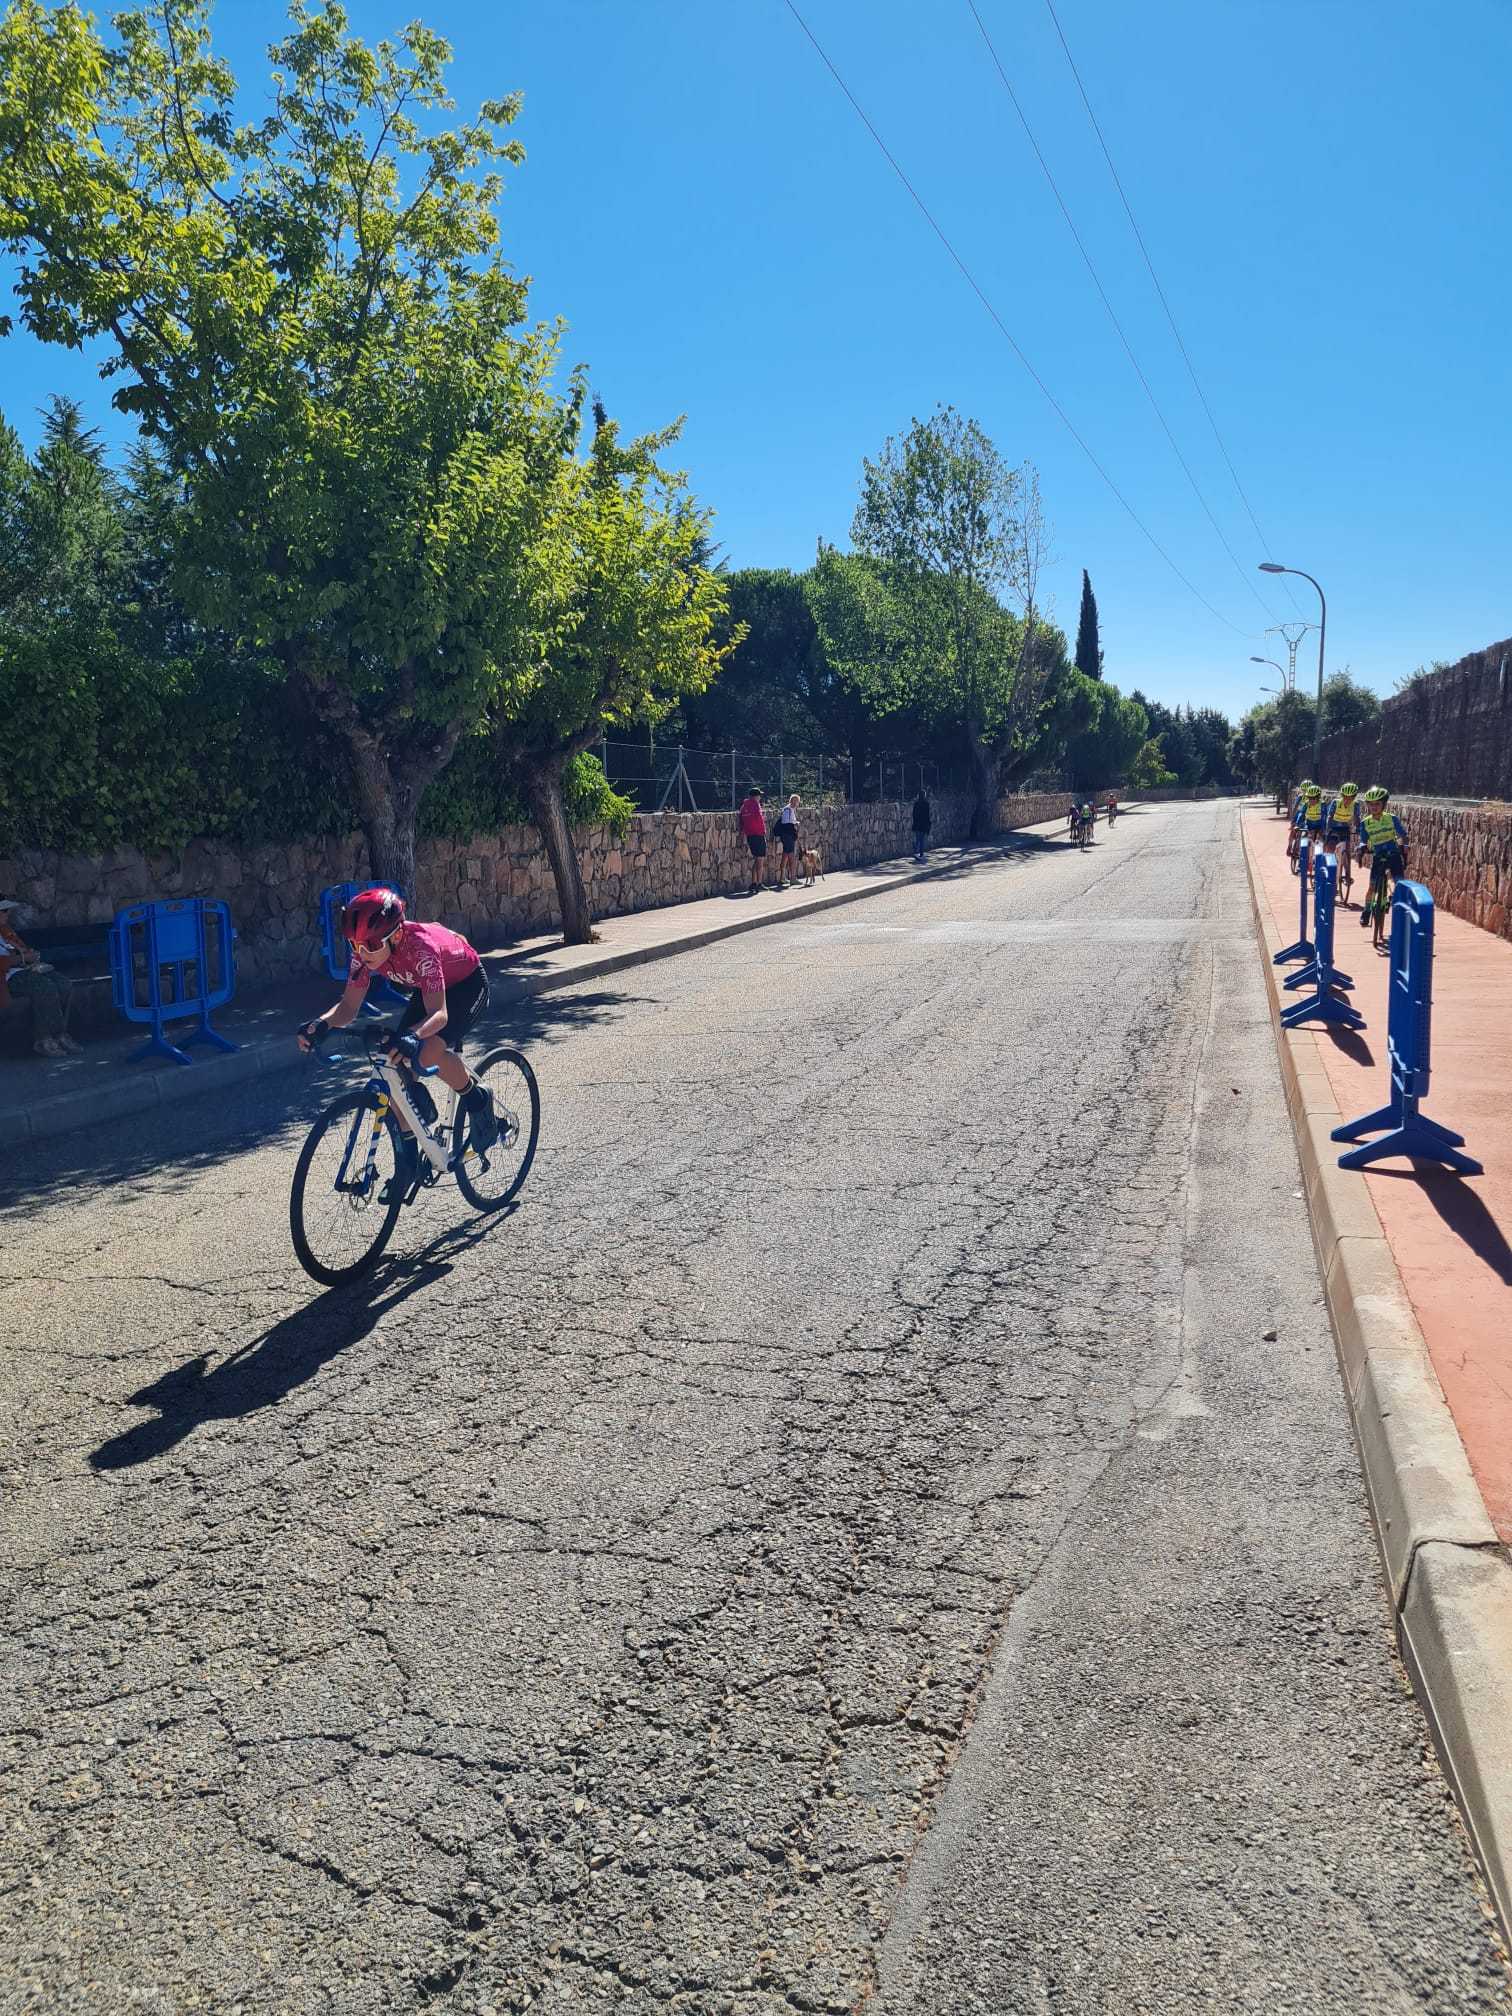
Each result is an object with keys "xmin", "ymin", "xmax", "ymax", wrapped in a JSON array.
[
  {"xmin": 1324, "ymin": 794, "xmax": 1359, "ymax": 834},
  {"xmin": 1360, "ymin": 810, "xmax": 1407, "ymax": 858},
  {"xmin": 1299, "ymin": 792, "xmax": 1326, "ymax": 829}
]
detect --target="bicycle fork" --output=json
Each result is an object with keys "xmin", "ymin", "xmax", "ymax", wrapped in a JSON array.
[{"xmin": 335, "ymin": 1095, "xmax": 390, "ymax": 1199}]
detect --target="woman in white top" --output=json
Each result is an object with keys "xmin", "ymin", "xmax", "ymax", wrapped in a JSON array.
[{"xmin": 774, "ymin": 794, "xmax": 801, "ymax": 886}]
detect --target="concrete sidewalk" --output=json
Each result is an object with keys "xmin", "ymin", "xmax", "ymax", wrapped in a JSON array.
[
  {"xmin": 11, "ymin": 825, "xmax": 1064, "ymax": 1146},
  {"xmin": 1242, "ymin": 804, "xmax": 1512, "ymax": 1943}
]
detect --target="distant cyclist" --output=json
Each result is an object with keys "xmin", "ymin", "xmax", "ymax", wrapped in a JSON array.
[
  {"xmin": 1067, "ymin": 798, "xmax": 1080, "ymax": 839},
  {"xmin": 1291, "ymin": 781, "xmax": 1324, "ymax": 875},
  {"xmin": 297, "ymin": 889, "xmax": 496, "ymax": 1198},
  {"xmin": 1079, "ymin": 800, "xmax": 1096, "ymax": 846},
  {"xmin": 1357, "ymin": 788, "xmax": 1409, "ymax": 949},
  {"xmin": 1323, "ymin": 781, "xmax": 1361, "ymax": 901},
  {"xmin": 1106, "ymin": 792, "xmax": 1119, "ymax": 827}
]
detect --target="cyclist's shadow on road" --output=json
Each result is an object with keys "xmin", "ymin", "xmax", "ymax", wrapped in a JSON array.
[{"xmin": 88, "ymin": 1215, "xmax": 505, "ymax": 1474}]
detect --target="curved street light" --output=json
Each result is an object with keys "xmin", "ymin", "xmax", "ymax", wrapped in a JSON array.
[
  {"xmin": 1259, "ymin": 564, "xmax": 1327, "ymax": 775},
  {"xmin": 1250, "ymin": 655, "xmax": 1288, "ymax": 692}
]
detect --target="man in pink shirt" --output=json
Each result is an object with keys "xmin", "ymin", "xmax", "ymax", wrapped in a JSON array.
[{"xmin": 738, "ymin": 787, "xmax": 769, "ymax": 894}]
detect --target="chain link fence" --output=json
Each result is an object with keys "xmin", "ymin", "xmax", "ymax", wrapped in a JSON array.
[{"xmin": 597, "ymin": 737, "xmax": 963, "ymax": 813}]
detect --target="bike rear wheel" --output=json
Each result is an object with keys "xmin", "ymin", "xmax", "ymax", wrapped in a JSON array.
[
  {"xmin": 290, "ymin": 1091, "xmax": 405, "ymax": 1285},
  {"xmin": 452, "ymin": 1047, "xmax": 541, "ymax": 1212}
]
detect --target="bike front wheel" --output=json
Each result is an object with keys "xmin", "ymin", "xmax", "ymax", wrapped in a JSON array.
[
  {"xmin": 452, "ymin": 1047, "xmax": 541, "ymax": 1212},
  {"xmin": 290, "ymin": 1091, "xmax": 406, "ymax": 1286}
]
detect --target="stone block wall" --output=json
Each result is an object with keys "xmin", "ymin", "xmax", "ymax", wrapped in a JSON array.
[
  {"xmin": 1317, "ymin": 636, "xmax": 1512, "ymax": 800},
  {"xmin": 0, "ymin": 786, "xmax": 1097, "ymax": 992},
  {"xmin": 1389, "ymin": 799, "xmax": 1512, "ymax": 944},
  {"xmin": 1, "ymin": 791, "xmax": 1000, "ymax": 988}
]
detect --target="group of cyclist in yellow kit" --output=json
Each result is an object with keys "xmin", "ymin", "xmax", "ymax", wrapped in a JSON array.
[{"xmin": 1285, "ymin": 779, "xmax": 1409, "ymax": 951}]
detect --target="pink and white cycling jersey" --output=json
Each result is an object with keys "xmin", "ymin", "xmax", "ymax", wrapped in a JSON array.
[{"xmin": 348, "ymin": 920, "xmax": 480, "ymax": 996}]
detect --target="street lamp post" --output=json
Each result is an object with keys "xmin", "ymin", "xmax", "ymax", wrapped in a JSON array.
[
  {"xmin": 1259, "ymin": 564, "xmax": 1327, "ymax": 777},
  {"xmin": 1250, "ymin": 655, "xmax": 1287, "ymax": 690}
]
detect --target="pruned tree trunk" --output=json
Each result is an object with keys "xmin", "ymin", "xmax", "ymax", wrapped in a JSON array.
[
  {"xmin": 294, "ymin": 664, "xmax": 459, "ymax": 898},
  {"xmin": 522, "ymin": 760, "xmax": 597, "ymax": 946},
  {"xmin": 346, "ymin": 742, "xmax": 421, "ymax": 894}
]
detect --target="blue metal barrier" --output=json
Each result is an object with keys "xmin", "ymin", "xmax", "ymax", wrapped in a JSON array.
[
  {"xmin": 1274, "ymin": 836, "xmax": 1313, "ymax": 964},
  {"xmin": 1279, "ymin": 853, "xmax": 1363, "ymax": 1031},
  {"xmin": 318, "ymin": 881, "xmax": 409, "ymax": 1016},
  {"xmin": 109, "ymin": 899, "xmax": 240, "ymax": 1067},
  {"xmin": 1331, "ymin": 882, "xmax": 1482, "ymax": 1174}
]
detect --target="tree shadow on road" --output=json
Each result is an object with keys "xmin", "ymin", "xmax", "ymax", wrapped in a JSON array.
[
  {"xmin": 1370, "ymin": 1166, "xmax": 1512, "ymax": 1287},
  {"xmin": 87, "ymin": 1210, "xmax": 509, "ymax": 1473}
]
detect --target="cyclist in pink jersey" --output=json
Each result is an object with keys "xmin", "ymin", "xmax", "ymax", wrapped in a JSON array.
[{"xmin": 298, "ymin": 890, "xmax": 494, "ymax": 1194}]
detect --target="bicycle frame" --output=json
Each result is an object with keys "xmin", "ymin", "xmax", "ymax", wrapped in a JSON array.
[
  {"xmin": 330, "ymin": 1057, "xmax": 461, "ymax": 1197},
  {"xmin": 378, "ymin": 1058, "xmax": 462, "ymax": 1175}
]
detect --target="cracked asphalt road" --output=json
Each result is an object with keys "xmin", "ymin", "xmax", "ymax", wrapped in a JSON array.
[{"xmin": 2, "ymin": 800, "xmax": 1507, "ymax": 2015}]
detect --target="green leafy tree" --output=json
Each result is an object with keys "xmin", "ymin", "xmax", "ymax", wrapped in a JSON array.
[
  {"xmin": 850, "ymin": 405, "xmax": 1045, "ymax": 836},
  {"xmin": 1242, "ymin": 690, "xmax": 1315, "ymax": 798},
  {"xmin": 490, "ymin": 405, "xmax": 734, "ymax": 942},
  {"xmin": 1320, "ymin": 669, "xmax": 1381, "ymax": 736},
  {"xmin": 0, "ymin": 0, "xmax": 728, "ymax": 930},
  {"xmin": 1128, "ymin": 737, "xmax": 1175, "ymax": 793},
  {"xmin": 1074, "ymin": 568, "xmax": 1102, "ymax": 680},
  {"xmin": 999, "ymin": 625, "xmax": 1099, "ymax": 787},
  {"xmin": 1158, "ymin": 708, "xmax": 1202, "ymax": 789},
  {"xmin": 1067, "ymin": 682, "xmax": 1147, "ymax": 791},
  {"xmin": 682, "ymin": 566, "xmax": 823, "ymax": 754},
  {"xmin": 1188, "ymin": 705, "xmax": 1235, "ymax": 789},
  {"xmin": 1237, "ymin": 674, "xmax": 1379, "ymax": 801}
]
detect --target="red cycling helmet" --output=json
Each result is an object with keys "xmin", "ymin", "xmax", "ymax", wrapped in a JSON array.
[{"xmin": 341, "ymin": 887, "xmax": 405, "ymax": 950}]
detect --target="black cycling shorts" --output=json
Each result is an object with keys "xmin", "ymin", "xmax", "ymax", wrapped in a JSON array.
[{"xmin": 396, "ymin": 967, "xmax": 488, "ymax": 1046}]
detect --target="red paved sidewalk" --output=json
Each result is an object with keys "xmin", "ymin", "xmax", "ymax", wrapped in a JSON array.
[{"xmin": 1244, "ymin": 808, "xmax": 1512, "ymax": 1541}]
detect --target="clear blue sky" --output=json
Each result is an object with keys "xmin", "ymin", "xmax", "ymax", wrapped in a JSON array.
[{"xmin": 3, "ymin": 0, "xmax": 1508, "ymax": 720}]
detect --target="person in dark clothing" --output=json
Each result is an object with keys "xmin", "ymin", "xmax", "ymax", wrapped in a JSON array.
[{"xmin": 911, "ymin": 790, "xmax": 932, "ymax": 863}]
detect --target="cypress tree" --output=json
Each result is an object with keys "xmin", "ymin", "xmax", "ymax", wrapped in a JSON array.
[{"xmin": 1075, "ymin": 569, "xmax": 1103, "ymax": 680}]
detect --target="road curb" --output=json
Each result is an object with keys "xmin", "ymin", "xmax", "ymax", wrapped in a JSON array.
[
  {"xmin": 14, "ymin": 833, "xmax": 1038, "ymax": 1151},
  {"xmin": 1240, "ymin": 812, "xmax": 1512, "ymax": 1943}
]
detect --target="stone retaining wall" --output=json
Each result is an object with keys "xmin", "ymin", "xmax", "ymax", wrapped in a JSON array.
[
  {"xmin": 1306, "ymin": 790, "xmax": 1512, "ymax": 945},
  {"xmin": 0, "ymin": 787, "xmax": 1100, "ymax": 988},
  {"xmin": 1393, "ymin": 798, "xmax": 1512, "ymax": 943}
]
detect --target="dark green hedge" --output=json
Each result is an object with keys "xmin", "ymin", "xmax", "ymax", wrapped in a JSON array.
[{"xmin": 0, "ymin": 626, "xmax": 629, "ymax": 854}]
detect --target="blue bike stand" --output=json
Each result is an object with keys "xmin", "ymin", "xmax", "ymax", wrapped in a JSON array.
[{"xmin": 1332, "ymin": 883, "xmax": 1482, "ymax": 1175}]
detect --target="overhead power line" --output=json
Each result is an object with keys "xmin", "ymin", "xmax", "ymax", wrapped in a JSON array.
[
  {"xmin": 1040, "ymin": 0, "xmax": 1307, "ymax": 619},
  {"xmin": 778, "ymin": 0, "xmax": 1258, "ymax": 641},
  {"xmin": 965, "ymin": 0, "xmax": 1282, "ymax": 625}
]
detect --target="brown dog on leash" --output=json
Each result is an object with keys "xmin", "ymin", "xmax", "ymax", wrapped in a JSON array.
[{"xmin": 800, "ymin": 846, "xmax": 824, "ymax": 887}]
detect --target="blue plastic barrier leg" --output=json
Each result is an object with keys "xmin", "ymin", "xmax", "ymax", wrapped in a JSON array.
[
  {"xmin": 1273, "ymin": 841, "xmax": 1313, "ymax": 964},
  {"xmin": 1333, "ymin": 1096, "xmax": 1483, "ymax": 1175},
  {"xmin": 1328, "ymin": 881, "xmax": 1478, "ymax": 1174},
  {"xmin": 1284, "ymin": 958, "xmax": 1354, "ymax": 993},
  {"xmin": 126, "ymin": 1013, "xmax": 239, "ymax": 1067},
  {"xmin": 128, "ymin": 1030, "xmax": 194, "ymax": 1067},
  {"xmin": 1280, "ymin": 984, "xmax": 1365, "ymax": 1032}
]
